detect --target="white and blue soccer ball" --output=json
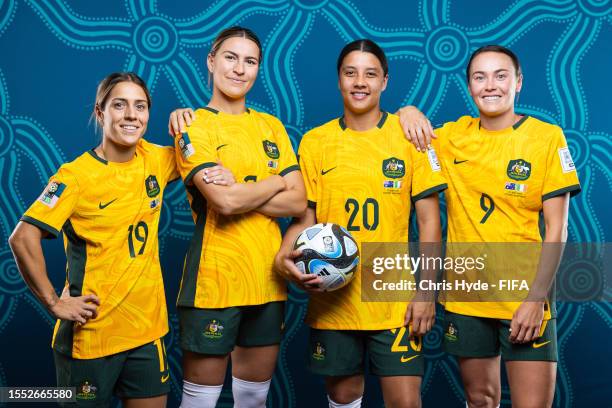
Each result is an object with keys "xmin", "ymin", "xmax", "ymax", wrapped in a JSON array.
[{"xmin": 293, "ymin": 223, "xmax": 360, "ymax": 291}]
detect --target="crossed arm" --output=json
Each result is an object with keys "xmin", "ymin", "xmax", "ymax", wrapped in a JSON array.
[{"xmin": 191, "ymin": 165, "xmax": 306, "ymax": 217}]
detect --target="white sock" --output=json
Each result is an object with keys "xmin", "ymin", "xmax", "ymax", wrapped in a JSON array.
[
  {"xmin": 232, "ymin": 376, "xmax": 271, "ymax": 408},
  {"xmin": 328, "ymin": 395, "xmax": 363, "ymax": 408},
  {"xmin": 180, "ymin": 380, "xmax": 223, "ymax": 408},
  {"xmin": 466, "ymin": 404, "xmax": 499, "ymax": 408}
]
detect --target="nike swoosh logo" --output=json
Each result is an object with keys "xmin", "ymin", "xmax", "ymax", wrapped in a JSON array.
[
  {"xmin": 321, "ymin": 167, "xmax": 337, "ymax": 175},
  {"xmin": 161, "ymin": 373, "xmax": 170, "ymax": 383},
  {"xmin": 453, "ymin": 159, "xmax": 468, "ymax": 164},
  {"xmin": 98, "ymin": 198, "xmax": 118, "ymax": 209},
  {"xmin": 216, "ymin": 144, "xmax": 228, "ymax": 151},
  {"xmin": 532, "ymin": 340, "xmax": 551, "ymax": 349},
  {"xmin": 400, "ymin": 355, "xmax": 419, "ymax": 363}
]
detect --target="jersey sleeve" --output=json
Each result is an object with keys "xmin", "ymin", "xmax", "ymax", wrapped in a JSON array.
[
  {"xmin": 21, "ymin": 167, "xmax": 80, "ymax": 238},
  {"xmin": 174, "ymin": 121, "xmax": 217, "ymax": 185},
  {"xmin": 410, "ymin": 144, "xmax": 447, "ymax": 201},
  {"xmin": 274, "ymin": 121, "xmax": 300, "ymax": 177},
  {"xmin": 158, "ymin": 145, "xmax": 180, "ymax": 184},
  {"xmin": 541, "ymin": 129, "xmax": 581, "ymax": 201},
  {"xmin": 297, "ymin": 134, "xmax": 320, "ymax": 209}
]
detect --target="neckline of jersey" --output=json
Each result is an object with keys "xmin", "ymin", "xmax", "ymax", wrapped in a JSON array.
[
  {"xmin": 339, "ymin": 111, "xmax": 388, "ymax": 134},
  {"xmin": 87, "ymin": 148, "xmax": 140, "ymax": 167},
  {"xmin": 477, "ymin": 115, "xmax": 529, "ymax": 136},
  {"xmin": 203, "ymin": 106, "xmax": 251, "ymax": 118}
]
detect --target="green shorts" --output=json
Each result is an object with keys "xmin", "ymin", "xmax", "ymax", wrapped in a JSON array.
[
  {"xmin": 307, "ymin": 327, "xmax": 423, "ymax": 377},
  {"xmin": 178, "ymin": 301, "xmax": 285, "ymax": 355},
  {"xmin": 443, "ymin": 310, "xmax": 557, "ymax": 361},
  {"xmin": 54, "ymin": 338, "xmax": 170, "ymax": 406}
]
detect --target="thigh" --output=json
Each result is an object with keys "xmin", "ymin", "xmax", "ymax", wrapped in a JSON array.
[
  {"xmin": 182, "ymin": 350, "xmax": 229, "ymax": 385},
  {"xmin": 458, "ymin": 356, "xmax": 501, "ymax": 405},
  {"xmin": 307, "ymin": 329, "xmax": 364, "ymax": 376},
  {"xmin": 236, "ymin": 301, "xmax": 285, "ymax": 347},
  {"xmin": 123, "ymin": 395, "xmax": 167, "ymax": 408},
  {"xmin": 379, "ymin": 376, "xmax": 422, "ymax": 408},
  {"xmin": 499, "ymin": 318, "xmax": 558, "ymax": 362},
  {"xmin": 115, "ymin": 339, "xmax": 171, "ymax": 400},
  {"xmin": 505, "ymin": 360, "xmax": 556, "ymax": 408},
  {"xmin": 178, "ymin": 306, "xmax": 241, "ymax": 355},
  {"xmin": 443, "ymin": 311, "xmax": 499, "ymax": 358},
  {"xmin": 232, "ymin": 344, "xmax": 279, "ymax": 382},
  {"xmin": 501, "ymin": 319, "xmax": 557, "ymax": 408},
  {"xmin": 367, "ymin": 327, "xmax": 423, "ymax": 377},
  {"xmin": 54, "ymin": 350, "xmax": 123, "ymax": 407}
]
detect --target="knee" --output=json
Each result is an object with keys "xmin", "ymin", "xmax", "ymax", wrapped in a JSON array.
[
  {"xmin": 384, "ymin": 395, "xmax": 421, "ymax": 408},
  {"xmin": 465, "ymin": 384, "xmax": 501, "ymax": 408},
  {"xmin": 326, "ymin": 375, "xmax": 364, "ymax": 406},
  {"xmin": 232, "ymin": 376, "xmax": 271, "ymax": 408},
  {"xmin": 328, "ymin": 390, "xmax": 363, "ymax": 405},
  {"xmin": 465, "ymin": 387, "xmax": 499, "ymax": 408}
]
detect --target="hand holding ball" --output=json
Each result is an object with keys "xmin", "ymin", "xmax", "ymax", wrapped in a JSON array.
[{"xmin": 293, "ymin": 223, "xmax": 360, "ymax": 291}]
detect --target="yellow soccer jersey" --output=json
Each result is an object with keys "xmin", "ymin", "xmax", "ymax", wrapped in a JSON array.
[
  {"xmin": 174, "ymin": 107, "xmax": 299, "ymax": 309},
  {"xmin": 21, "ymin": 139, "xmax": 179, "ymax": 359},
  {"xmin": 433, "ymin": 116, "xmax": 581, "ymax": 319},
  {"xmin": 299, "ymin": 112, "xmax": 447, "ymax": 330}
]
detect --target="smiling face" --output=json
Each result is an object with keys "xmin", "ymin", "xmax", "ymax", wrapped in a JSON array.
[
  {"xmin": 207, "ymin": 36, "xmax": 260, "ymax": 100},
  {"xmin": 468, "ymin": 51, "xmax": 523, "ymax": 119},
  {"xmin": 97, "ymin": 81, "xmax": 149, "ymax": 148},
  {"xmin": 338, "ymin": 50, "xmax": 388, "ymax": 115}
]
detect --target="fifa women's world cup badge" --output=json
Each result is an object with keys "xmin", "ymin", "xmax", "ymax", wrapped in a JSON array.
[
  {"xmin": 507, "ymin": 159, "xmax": 531, "ymax": 181},
  {"xmin": 38, "ymin": 180, "xmax": 66, "ymax": 208},
  {"xmin": 204, "ymin": 320, "xmax": 224, "ymax": 339}
]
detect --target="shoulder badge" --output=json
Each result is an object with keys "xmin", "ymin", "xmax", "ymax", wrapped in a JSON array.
[
  {"xmin": 178, "ymin": 133, "xmax": 195, "ymax": 159},
  {"xmin": 38, "ymin": 180, "xmax": 66, "ymax": 208}
]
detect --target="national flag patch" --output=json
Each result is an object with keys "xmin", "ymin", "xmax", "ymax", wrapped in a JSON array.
[
  {"xmin": 38, "ymin": 181, "xmax": 66, "ymax": 208},
  {"xmin": 383, "ymin": 180, "xmax": 402, "ymax": 188},
  {"xmin": 268, "ymin": 160, "xmax": 278, "ymax": 169},
  {"xmin": 505, "ymin": 182, "xmax": 527, "ymax": 192}
]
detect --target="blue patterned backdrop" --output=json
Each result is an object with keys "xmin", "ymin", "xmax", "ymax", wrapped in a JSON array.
[{"xmin": 0, "ymin": 0, "xmax": 610, "ymax": 407}]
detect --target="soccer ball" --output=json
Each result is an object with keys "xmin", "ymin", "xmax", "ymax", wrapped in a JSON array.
[{"xmin": 293, "ymin": 223, "xmax": 360, "ymax": 291}]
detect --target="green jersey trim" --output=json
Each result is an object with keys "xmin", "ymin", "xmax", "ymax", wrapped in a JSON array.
[
  {"xmin": 20, "ymin": 216, "xmax": 60, "ymax": 238},
  {"xmin": 53, "ymin": 220, "xmax": 87, "ymax": 357},
  {"xmin": 177, "ymin": 185, "xmax": 207, "ymax": 307},
  {"xmin": 542, "ymin": 184, "xmax": 581, "ymax": 201},
  {"xmin": 279, "ymin": 164, "xmax": 300, "ymax": 177},
  {"xmin": 184, "ymin": 162, "xmax": 217, "ymax": 185},
  {"xmin": 412, "ymin": 183, "xmax": 447, "ymax": 202}
]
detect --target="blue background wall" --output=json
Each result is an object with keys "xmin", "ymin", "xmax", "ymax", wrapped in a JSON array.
[{"xmin": 0, "ymin": 0, "xmax": 610, "ymax": 406}]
